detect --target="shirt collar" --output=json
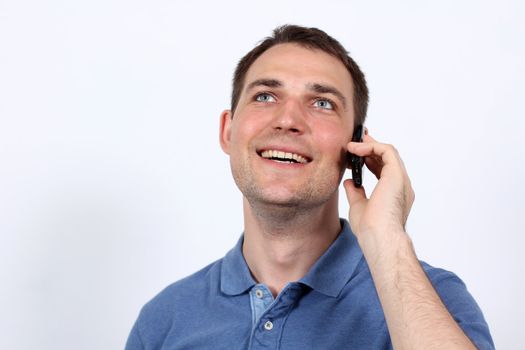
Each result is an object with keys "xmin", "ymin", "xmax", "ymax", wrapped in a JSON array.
[
  {"xmin": 220, "ymin": 235, "xmax": 257, "ymax": 296},
  {"xmin": 298, "ymin": 219, "xmax": 364, "ymax": 297},
  {"xmin": 220, "ymin": 219, "xmax": 364, "ymax": 298}
]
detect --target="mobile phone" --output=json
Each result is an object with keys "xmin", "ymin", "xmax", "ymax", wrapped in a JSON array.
[{"xmin": 349, "ymin": 125, "xmax": 364, "ymax": 187}]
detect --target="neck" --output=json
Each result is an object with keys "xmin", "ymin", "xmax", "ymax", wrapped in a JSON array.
[{"xmin": 242, "ymin": 192, "xmax": 342, "ymax": 297}]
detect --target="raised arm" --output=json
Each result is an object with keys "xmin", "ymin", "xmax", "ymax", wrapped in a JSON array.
[{"xmin": 344, "ymin": 132, "xmax": 477, "ymax": 349}]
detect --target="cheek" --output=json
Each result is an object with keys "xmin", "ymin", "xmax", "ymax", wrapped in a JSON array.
[
  {"xmin": 314, "ymin": 123, "xmax": 351, "ymax": 156},
  {"xmin": 230, "ymin": 112, "xmax": 269, "ymax": 145}
]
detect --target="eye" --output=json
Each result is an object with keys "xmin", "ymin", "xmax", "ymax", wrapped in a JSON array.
[
  {"xmin": 255, "ymin": 93, "xmax": 276, "ymax": 103},
  {"xmin": 313, "ymin": 99, "xmax": 334, "ymax": 110}
]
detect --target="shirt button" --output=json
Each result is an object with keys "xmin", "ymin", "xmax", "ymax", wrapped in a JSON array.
[
  {"xmin": 264, "ymin": 321, "xmax": 273, "ymax": 331},
  {"xmin": 255, "ymin": 289, "xmax": 264, "ymax": 298}
]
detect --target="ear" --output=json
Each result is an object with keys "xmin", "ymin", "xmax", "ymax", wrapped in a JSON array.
[{"xmin": 219, "ymin": 109, "xmax": 233, "ymax": 154}]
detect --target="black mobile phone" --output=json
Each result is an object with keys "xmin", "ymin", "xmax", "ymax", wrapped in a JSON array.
[{"xmin": 349, "ymin": 125, "xmax": 364, "ymax": 187}]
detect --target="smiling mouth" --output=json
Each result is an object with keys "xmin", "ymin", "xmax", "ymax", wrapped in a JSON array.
[{"xmin": 259, "ymin": 150, "xmax": 310, "ymax": 164}]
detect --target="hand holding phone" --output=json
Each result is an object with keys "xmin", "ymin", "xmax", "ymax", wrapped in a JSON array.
[{"xmin": 349, "ymin": 125, "xmax": 364, "ymax": 187}]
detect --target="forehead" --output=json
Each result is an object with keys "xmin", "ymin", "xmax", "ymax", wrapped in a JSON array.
[{"xmin": 244, "ymin": 43, "xmax": 354, "ymax": 97}]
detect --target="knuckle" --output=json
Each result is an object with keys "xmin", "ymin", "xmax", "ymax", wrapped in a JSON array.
[{"xmin": 384, "ymin": 144, "xmax": 398, "ymax": 154}]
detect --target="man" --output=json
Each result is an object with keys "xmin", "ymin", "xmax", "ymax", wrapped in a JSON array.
[{"xmin": 126, "ymin": 25, "xmax": 494, "ymax": 349}]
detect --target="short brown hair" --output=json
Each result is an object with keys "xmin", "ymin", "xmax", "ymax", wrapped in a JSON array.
[{"xmin": 231, "ymin": 24, "xmax": 369, "ymax": 127}]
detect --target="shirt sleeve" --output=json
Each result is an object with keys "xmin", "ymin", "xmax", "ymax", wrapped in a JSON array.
[{"xmin": 425, "ymin": 265, "xmax": 495, "ymax": 350}]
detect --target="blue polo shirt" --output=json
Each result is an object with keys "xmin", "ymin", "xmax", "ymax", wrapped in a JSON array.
[{"xmin": 126, "ymin": 220, "xmax": 494, "ymax": 349}]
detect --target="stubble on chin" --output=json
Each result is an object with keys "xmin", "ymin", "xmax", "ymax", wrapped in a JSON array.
[{"xmin": 230, "ymin": 157, "xmax": 343, "ymax": 217}]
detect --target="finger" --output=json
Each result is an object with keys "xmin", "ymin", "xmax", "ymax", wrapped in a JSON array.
[
  {"xmin": 364, "ymin": 156, "xmax": 383, "ymax": 179},
  {"xmin": 343, "ymin": 178, "xmax": 367, "ymax": 208},
  {"xmin": 363, "ymin": 133, "xmax": 376, "ymax": 143},
  {"xmin": 347, "ymin": 141, "xmax": 400, "ymax": 166}
]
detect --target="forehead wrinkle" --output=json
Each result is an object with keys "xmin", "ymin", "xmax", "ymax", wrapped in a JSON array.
[{"xmin": 307, "ymin": 83, "xmax": 347, "ymax": 110}]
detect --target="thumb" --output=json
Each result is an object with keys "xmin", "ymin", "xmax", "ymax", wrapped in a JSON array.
[{"xmin": 343, "ymin": 178, "xmax": 367, "ymax": 208}]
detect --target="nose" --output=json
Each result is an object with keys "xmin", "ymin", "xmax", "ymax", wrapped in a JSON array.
[{"xmin": 272, "ymin": 98, "xmax": 308, "ymax": 134}]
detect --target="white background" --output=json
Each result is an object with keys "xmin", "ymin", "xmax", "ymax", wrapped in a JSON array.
[{"xmin": 1, "ymin": 0, "xmax": 523, "ymax": 348}]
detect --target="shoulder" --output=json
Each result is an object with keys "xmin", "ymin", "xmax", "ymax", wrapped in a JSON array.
[
  {"xmin": 420, "ymin": 262, "xmax": 477, "ymax": 308},
  {"xmin": 143, "ymin": 258, "xmax": 222, "ymax": 316},
  {"xmin": 420, "ymin": 262, "xmax": 467, "ymax": 291},
  {"xmin": 129, "ymin": 258, "xmax": 224, "ymax": 347},
  {"xmin": 350, "ymin": 260, "xmax": 494, "ymax": 349},
  {"xmin": 151, "ymin": 258, "xmax": 221, "ymax": 305},
  {"xmin": 420, "ymin": 262, "xmax": 495, "ymax": 350}
]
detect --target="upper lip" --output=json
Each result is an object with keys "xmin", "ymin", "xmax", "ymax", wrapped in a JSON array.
[{"xmin": 256, "ymin": 146, "xmax": 312, "ymax": 163}]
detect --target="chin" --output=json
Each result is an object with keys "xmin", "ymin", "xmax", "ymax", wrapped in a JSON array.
[
  {"xmin": 250, "ymin": 189, "xmax": 303, "ymax": 206},
  {"xmin": 247, "ymin": 185, "xmax": 339, "ymax": 212}
]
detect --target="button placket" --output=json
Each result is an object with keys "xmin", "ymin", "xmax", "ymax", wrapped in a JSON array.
[{"xmin": 249, "ymin": 283, "xmax": 306, "ymax": 348}]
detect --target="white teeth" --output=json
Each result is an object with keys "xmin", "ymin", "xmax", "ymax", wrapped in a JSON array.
[
  {"xmin": 260, "ymin": 150, "xmax": 309, "ymax": 164},
  {"xmin": 296, "ymin": 155, "xmax": 307, "ymax": 163}
]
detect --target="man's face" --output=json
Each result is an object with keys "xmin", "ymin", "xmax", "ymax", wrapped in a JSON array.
[{"xmin": 220, "ymin": 43, "xmax": 355, "ymax": 209}]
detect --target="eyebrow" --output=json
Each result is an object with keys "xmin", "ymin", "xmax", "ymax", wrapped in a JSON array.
[{"xmin": 245, "ymin": 78, "xmax": 283, "ymax": 92}]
